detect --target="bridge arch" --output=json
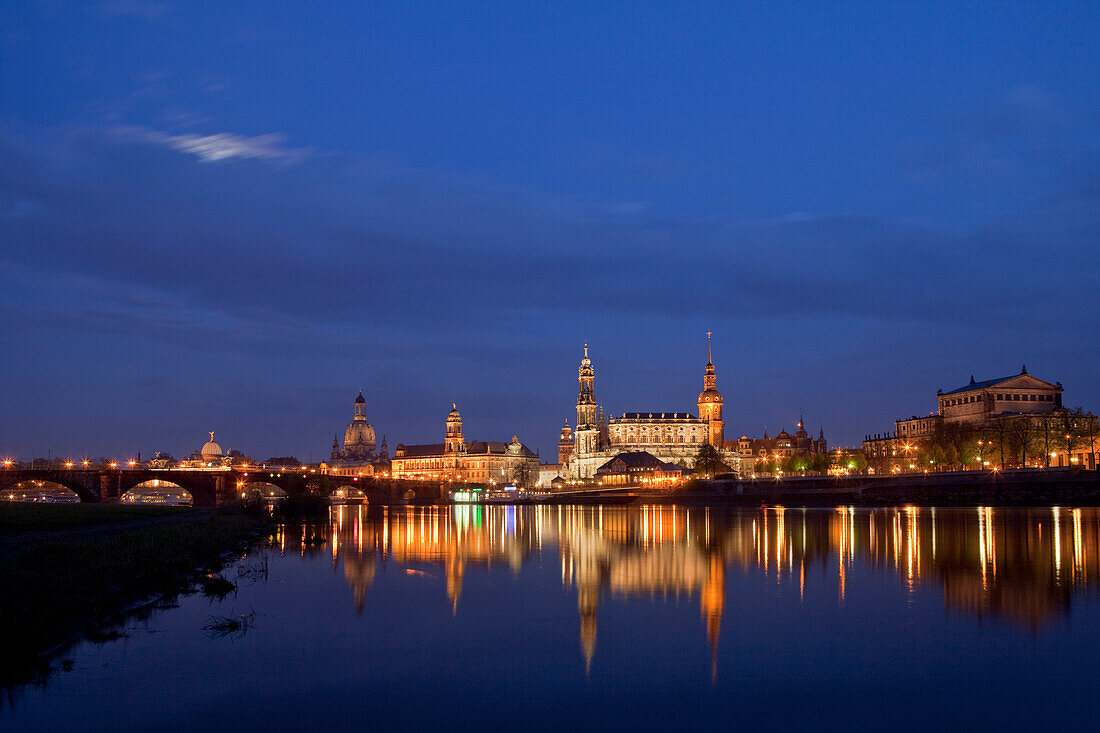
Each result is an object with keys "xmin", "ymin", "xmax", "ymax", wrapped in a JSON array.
[
  {"xmin": 1, "ymin": 480, "xmax": 81, "ymax": 503},
  {"xmin": 241, "ymin": 482, "xmax": 288, "ymax": 502},
  {"xmin": 121, "ymin": 479, "xmax": 193, "ymax": 506},
  {"xmin": 332, "ymin": 485, "xmax": 368, "ymax": 503}
]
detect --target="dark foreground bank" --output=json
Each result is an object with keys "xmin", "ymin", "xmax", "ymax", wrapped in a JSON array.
[{"xmin": 0, "ymin": 504, "xmax": 271, "ymax": 690}]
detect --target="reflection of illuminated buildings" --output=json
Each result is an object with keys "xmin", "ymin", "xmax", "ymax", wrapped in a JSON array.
[{"xmin": 314, "ymin": 504, "xmax": 1100, "ymax": 672}]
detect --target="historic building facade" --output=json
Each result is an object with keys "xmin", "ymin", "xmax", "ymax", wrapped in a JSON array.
[
  {"xmin": 862, "ymin": 367, "xmax": 1097, "ymax": 472},
  {"xmin": 730, "ymin": 417, "xmax": 828, "ymax": 464},
  {"xmin": 564, "ymin": 338, "xmax": 743, "ymax": 481},
  {"xmin": 391, "ymin": 405, "xmax": 540, "ymax": 488}
]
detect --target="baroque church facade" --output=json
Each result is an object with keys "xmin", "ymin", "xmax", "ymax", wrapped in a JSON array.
[
  {"xmin": 325, "ymin": 391, "xmax": 389, "ymax": 476},
  {"xmin": 562, "ymin": 338, "xmax": 744, "ymax": 480}
]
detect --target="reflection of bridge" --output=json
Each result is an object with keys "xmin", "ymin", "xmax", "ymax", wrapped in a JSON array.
[{"xmin": 315, "ymin": 504, "xmax": 1100, "ymax": 673}]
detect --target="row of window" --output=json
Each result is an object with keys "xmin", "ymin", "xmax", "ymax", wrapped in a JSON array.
[
  {"xmin": 996, "ymin": 393, "xmax": 1052, "ymax": 402},
  {"xmin": 943, "ymin": 392, "xmax": 1053, "ymax": 407}
]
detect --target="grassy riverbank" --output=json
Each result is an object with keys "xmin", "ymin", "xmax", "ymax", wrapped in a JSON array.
[{"xmin": 0, "ymin": 503, "xmax": 271, "ymax": 689}]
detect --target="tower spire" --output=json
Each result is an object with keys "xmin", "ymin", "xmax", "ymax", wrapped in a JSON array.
[{"xmin": 706, "ymin": 331, "xmax": 712, "ymax": 366}]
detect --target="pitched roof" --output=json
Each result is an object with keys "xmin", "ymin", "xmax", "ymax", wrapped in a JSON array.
[
  {"xmin": 595, "ymin": 451, "xmax": 683, "ymax": 474},
  {"xmin": 941, "ymin": 374, "xmax": 1018, "ymax": 395},
  {"xmin": 466, "ymin": 441, "xmax": 538, "ymax": 457},
  {"xmin": 396, "ymin": 443, "xmax": 446, "ymax": 457},
  {"xmin": 395, "ymin": 441, "xmax": 537, "ymax": 458},
  {"xmin": 941, "ymin": 372, "xmax": 1061, "ymax": 395}
]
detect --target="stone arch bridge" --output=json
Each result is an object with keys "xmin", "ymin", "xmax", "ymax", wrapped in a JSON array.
[{"xmin": 0, "ymin": 469, "xmax": 447, "ymax": 507}]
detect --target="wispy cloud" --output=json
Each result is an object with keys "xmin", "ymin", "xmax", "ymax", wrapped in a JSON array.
[{"xmin": 129, "ymin": 128, "xmax": 311, "ymax": 163}]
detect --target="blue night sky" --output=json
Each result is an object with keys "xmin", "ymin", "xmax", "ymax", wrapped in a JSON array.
[{"xmin": 1, "ymin": 1, "xmax": 1098, "ymax": 462}]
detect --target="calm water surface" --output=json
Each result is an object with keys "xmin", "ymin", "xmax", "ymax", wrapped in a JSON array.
[{"xmin": 6, "ymin": 505, "xmax": 1100, "ymax": 731}]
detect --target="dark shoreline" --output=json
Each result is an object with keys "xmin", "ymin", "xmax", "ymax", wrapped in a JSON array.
[{"xmin": 0, "ymin": 505, "xmax": 271, "ymax": 692}]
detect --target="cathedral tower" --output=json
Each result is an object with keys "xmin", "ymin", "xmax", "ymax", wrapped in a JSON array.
[
  {"xmin": 575, "ymin": 344, "xmax": 600, "ymax": 457},
  {"xmin": 558, "ymin": 423, "xmax": 574, "ymax": 465},
  {"xmin": 445, "ymin": 404, "xmax": 465, "ymax": 454},
  {"xmin": 697, "ymin": 332, "xmax": 725, "ymax": 447}
]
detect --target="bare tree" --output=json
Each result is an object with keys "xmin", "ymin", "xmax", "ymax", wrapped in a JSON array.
[
  {"xmin": 1058, "ymin": 408, "xmax": 1088, "ymax": 467},
  {"xmin": 1009, "ymin": 418, "xmax": 1035, "ymax": 468},
  {"xmin": 987, "ymin": 416, "xmax": 1012, "ymax": 469},
  {"xmin": 1038, "ymin": 413, "xmax": 1058, "ymax": 467}
]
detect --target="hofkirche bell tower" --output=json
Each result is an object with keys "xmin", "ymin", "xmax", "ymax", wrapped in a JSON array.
[
  {"xmin": 564, "ymin": 336, "xmax": 742, "ymax": 481},
  {"xmin": 575, "ymin": 344, "xmax": 600, "ymax": 457},
  {"xmin": 696, "ymin": 332, "xmax": 725, "ymax": 447}
]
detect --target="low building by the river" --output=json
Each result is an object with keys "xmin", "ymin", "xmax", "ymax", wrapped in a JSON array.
[
  {"xmin": 728, "ymin": 416, "xmax": 828, "ymax": 466},
  {"xmin": 594, "ymin": 451, "xmax": 686, "ymax": 486}
]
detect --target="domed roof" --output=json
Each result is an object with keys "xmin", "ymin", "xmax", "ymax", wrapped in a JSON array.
[
  {"xmin": 200, "ymin": 431, "xmax": 223, "ymax": 458},
  {"xmin": 354, "ymin": 390, "xmax": 366, "ymax": 404},
  {"xmin": 698, "ymin": 389, "xmax": 723, "ymax": 403},
  {"xmin": 344, "ymin": 420, "xmax": 376, "ymax": 449},
  {"xmin": 448, "ymin": 403, "xmax": 461, "ymax": 419}
]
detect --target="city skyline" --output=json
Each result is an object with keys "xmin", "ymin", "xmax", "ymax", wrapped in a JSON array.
[
  {"xmin": 2, "ymin": 2, "xmax": 1098, "ymax": 460},
  {"xmin": 0, "ymin": 347, "xmax": 1092, "ymax": 464}
]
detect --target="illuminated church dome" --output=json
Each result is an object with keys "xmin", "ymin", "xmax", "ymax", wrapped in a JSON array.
[
  {"xmin": 200, "ymin": 431, "xmax": 223, "ymax": 459},
  {"xmin": 344, "ymin": 421, "xmax": 377, "ymax": 454},
  {"xmin": 337, "ymin": 391, "xmax": 377, "ymax": 462}
]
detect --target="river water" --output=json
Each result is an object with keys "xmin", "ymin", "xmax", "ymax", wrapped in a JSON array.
[{"xmin": 6, "ymin": 504, "xmax": 1100, "ymax": 731}]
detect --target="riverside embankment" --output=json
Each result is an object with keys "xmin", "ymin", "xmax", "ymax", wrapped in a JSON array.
[
  {"xmin": 664, "ymin": 467, "xmax": 1100, "ymax": 506},
  {"xmin": 0, "ymin": 504, "xmax": 271, "ymax": 689}
]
